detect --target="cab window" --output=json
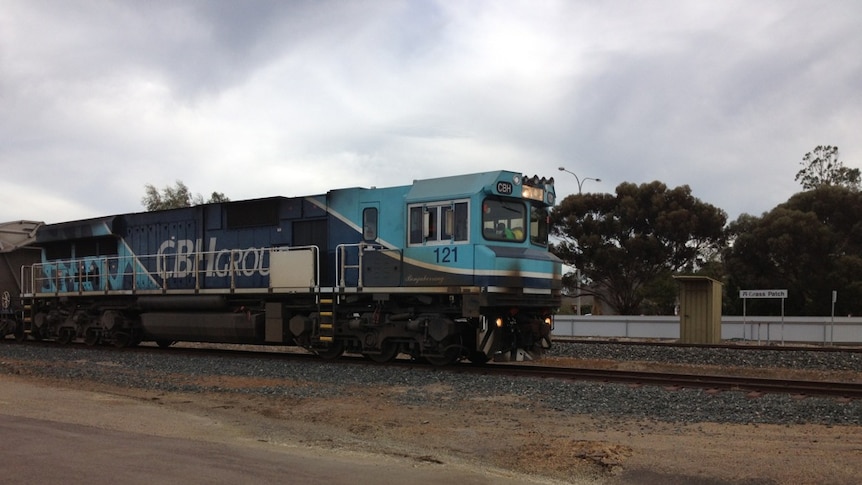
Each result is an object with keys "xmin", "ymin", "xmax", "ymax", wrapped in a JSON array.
[
  {"xmin": 408, "ymin": 201, "xmax": 469, "ymax": 245},
  {"xmin": 409, "ymin": 207, "xmax": 424, "ymax": 244},
  {"xmin": 482, "ymin": 198, "xmax": 526, "ymax": 242},
  {"xmin": 530, "ymin": 205, "xmax": 549, "ymax": 246},
  {"xmin": 362, "ymin": 207, "xmax": 378, "ymax": 241}
]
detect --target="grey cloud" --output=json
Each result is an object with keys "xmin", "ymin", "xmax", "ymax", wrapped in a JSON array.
[{"xmin": 1, "ymin": 0, "xmax": 861, "ymax": 223}]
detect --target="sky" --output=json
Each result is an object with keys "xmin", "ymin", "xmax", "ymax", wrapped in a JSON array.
[{"xmin": 1, "ymin": 0, "xmax": 860, "ymax": 224}]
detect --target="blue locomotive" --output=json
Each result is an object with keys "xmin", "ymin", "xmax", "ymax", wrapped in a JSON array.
[{"xmin": 1, "ymin": 170, "xmax": 561, "ymax": 364}]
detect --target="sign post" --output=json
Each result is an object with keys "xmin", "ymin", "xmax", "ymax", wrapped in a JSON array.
[{"xmin": 739, "ymin": 289, "xmax": 788, "ymax": 344}]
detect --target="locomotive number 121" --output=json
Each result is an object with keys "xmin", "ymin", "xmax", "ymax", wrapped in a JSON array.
[{"xmin": 433, "ymin": 247, "xmax": 458, "ymax": 263}]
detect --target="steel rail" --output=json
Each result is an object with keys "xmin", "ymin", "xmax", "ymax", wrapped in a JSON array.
[
  {"xmin": 469, "ymin": 364, "xmax": 862, "ymax": 399},
  {"xmin": 553, "ymin": 337, "xmax": 862, "ymax": 353}
]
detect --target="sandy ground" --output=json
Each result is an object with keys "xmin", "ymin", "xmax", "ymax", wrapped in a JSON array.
[
  {"xmin": 0, "ymin": 377, "xmax": 547, "ymax": 485},
  {"xmin": 1, "ymin": 363, "xmax": 860, "ymax": 485}
]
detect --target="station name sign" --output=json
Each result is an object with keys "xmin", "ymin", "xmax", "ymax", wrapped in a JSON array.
[{"xmin": 739, "ymin": 289, "xmax": 788, "ymax": 299}]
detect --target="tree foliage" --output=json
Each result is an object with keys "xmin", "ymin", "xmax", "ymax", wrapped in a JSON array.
[
  {"xmin": 795, "ymin": 145, "xmax": 860, "ymax": 190},
  {"xmin": 724, "ymin": 185, "xmax": 862, "ymax": 316},
  {"xmin": 551, "ymin": 181, "xmax": 727, "ymax": 315},
  {"xmin": 206, "ymin": 191, "xmax": 230, "ymax": 204},
  {"xmin": 142, "ymin": 181, "xmax": 229, "ymax": 211}
]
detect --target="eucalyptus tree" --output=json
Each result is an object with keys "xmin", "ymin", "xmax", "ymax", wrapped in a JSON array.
[
  {"xmin": 142, "ymin": 181, "xmax": 229, "ymax": 211},
  {"xmin": 724, "ymin": 185, "xmax": 862, "ymax": 315},
  {"xmin": 795, "ymin": 145, "xmax": 860, "ymax": 190},
  {"xmin": 551, "ymin": 181, "xmax": 727, "ymax": 315}
]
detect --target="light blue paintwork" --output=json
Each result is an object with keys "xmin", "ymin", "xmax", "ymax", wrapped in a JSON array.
[{"xmin": 325, "ymin": 170, "xmax": 560, "ymax": 290}]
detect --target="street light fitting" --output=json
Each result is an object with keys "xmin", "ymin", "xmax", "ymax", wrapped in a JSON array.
[{"xmin": 557, "ymin": 166, "xmax": 601, "ymax": 194}]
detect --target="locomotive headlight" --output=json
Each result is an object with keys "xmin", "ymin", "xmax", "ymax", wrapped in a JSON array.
[
  {"xmin": 495, "ymin": 317, "xmax": 503, "ymax": 328},
  {"xmin": 544, "ymin": 317, "xmax": 552, "ymax": 326},
  {"xmin": 522, "ymin": 185, "xmax": 545, "ymax": 201}
]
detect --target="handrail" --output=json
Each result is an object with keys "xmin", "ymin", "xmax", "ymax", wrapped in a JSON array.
[
  {"xmin": 335, "ymin": 243, "xmax": 384, "ymax": 289},
  {"xmin": 20, "ymin": 265, "xmax": 34, "ymax": 296}
]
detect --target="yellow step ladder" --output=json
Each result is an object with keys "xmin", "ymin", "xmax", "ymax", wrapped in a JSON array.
[{"xmin": 316, "ymin": 297, "xmax": 335, "ymax": 343}]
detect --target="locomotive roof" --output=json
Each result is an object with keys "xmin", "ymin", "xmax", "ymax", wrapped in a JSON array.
[
  {"xmin": 34, "ymin": 216, "xmax": 118, "ymax": 244},
  {"xmin": 405, "ymin": 170, "xmax": 517, "ymax": 201},
  {"xmin": 27, "ymin": 170, "xmax": 547, "ymax": 245}
]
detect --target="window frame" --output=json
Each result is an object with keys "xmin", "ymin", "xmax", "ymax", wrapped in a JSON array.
[
  {"xmin": 362, "ymin": 207, "xmax": 378, "ymax": 241},
  {"xmin": 481, "ymin": 197, "xmax": 527, "ymax": 243},
  {"xmin": 407, "ymin": 199, "xmax": 470, "ymax": 246},
  {"xmin": 530, "ymin": 204, "xmax": 550, "ymax": 246}
]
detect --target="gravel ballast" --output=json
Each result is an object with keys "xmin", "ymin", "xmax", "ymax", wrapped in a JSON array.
[
  {"xmin": 548, "ymin": 340, "xmax": 862, "ymax": 372},
  {"xmin": 1, "ymin": 342, "xmax": 860, "ymax": 427}
]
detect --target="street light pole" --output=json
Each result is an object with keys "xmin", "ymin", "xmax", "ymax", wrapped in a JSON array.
[
  {"xmin": 558, "ymin": 166, "xmax": 601, "ymax": 315},
  {"xmin": 557, "ymin": 166, "xmax": 601, "ymax": 194},
  {"xmin": 575, "ymin": 268, "xmax": 582, "ymax": 315}
]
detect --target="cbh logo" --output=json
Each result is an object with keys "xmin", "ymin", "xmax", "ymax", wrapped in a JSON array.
[{"xmin": 157, "ymin": 238, "xmax": 270, "ymax": 278}]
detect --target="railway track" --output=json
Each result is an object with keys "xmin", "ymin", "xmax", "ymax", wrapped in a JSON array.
[
  {"xmin": 467, "ymin": 364, "xmax": 862, "ymax": 399},
  {"xmin": 5, "ymin": 339, "xmax": 861, "ymax": 399},
  {"xmin": 553, "ymin": 337, "xmax": 862, "ymax": 353}
]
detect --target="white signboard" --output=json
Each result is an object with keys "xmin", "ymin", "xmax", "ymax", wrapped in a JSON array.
[{"xmin": 739, "ymin": 289, "xmax": 788, "ymax": 299}]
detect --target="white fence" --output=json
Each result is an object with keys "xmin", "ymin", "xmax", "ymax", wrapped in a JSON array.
[{"xmin": 552, "ymin": 315, "xmax": 862, "ymax": 345}]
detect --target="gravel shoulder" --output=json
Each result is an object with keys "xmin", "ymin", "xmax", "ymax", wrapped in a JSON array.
[{"xmin": 2, "ymin": 342, "xmax": 861, "ymax": 484}]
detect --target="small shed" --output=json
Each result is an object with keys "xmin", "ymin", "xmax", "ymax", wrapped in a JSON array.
[{"xmin": 673, "ymin": 275, "xmax": 722, "ymax": 344}]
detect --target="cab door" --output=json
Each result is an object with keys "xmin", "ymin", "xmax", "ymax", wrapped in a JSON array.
[{"xmin": 360, "ymin": 202, "xmax": 402, "ymax": 287}]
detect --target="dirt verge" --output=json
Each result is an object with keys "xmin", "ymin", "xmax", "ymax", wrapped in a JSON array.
[{"xmin": 2, "ymin": 370, "xmax": 860, "ymax": 485}]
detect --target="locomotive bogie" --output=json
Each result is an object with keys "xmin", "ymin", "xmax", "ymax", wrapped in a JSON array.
[{"xmin": 2, "ymin": 170, "xmax": 561, "ymax": 364}]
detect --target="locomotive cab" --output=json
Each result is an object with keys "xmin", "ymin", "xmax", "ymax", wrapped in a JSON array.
[{"xmin": 380, "ymin": 171, "xmax": 561, "ymax": 362}]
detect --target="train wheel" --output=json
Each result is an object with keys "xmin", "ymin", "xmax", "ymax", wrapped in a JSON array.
[
  {"xmin": 424, "ymin": 344, "xmax": 461, "ymax": 366},
  {"xmin": 410, "ymin": 354, "xmax": 429, "ymax": 364},
  {"xmin": 14, "ymin": 323, "xmax": 26, "ymax": 342},
  {"xmin": 467, "ymin": 352, "xmax": 490, "ymax": 365},
  {"xmin": 363, "ymin": 340, "xmax": 399, "ymax": 363},
  {"xmin": 84, "ymin": 329, "xmax": 101, "ymax": 346},
  {"xmin": 316, "ymin": 340, "xmax": 345, "ymax": 360},
  {"xmin": 112, "ymin": 332, "xmax": 130, "ymax": 348},
  {"xmin": 0, "ymin": 318, "xmax": 11, "ymax": 342},
  {"xmin": 57, "ymin": 328, "xmax": 75, "ymax": 345},
  {"xmin": 156, "ymin": 340, "xmax": 174, "ymax": 349}
]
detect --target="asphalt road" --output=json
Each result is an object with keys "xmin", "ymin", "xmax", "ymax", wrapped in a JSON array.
[{"xmin": 0, "ymin": 377, "xmax": 551, "ymax": 485}]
